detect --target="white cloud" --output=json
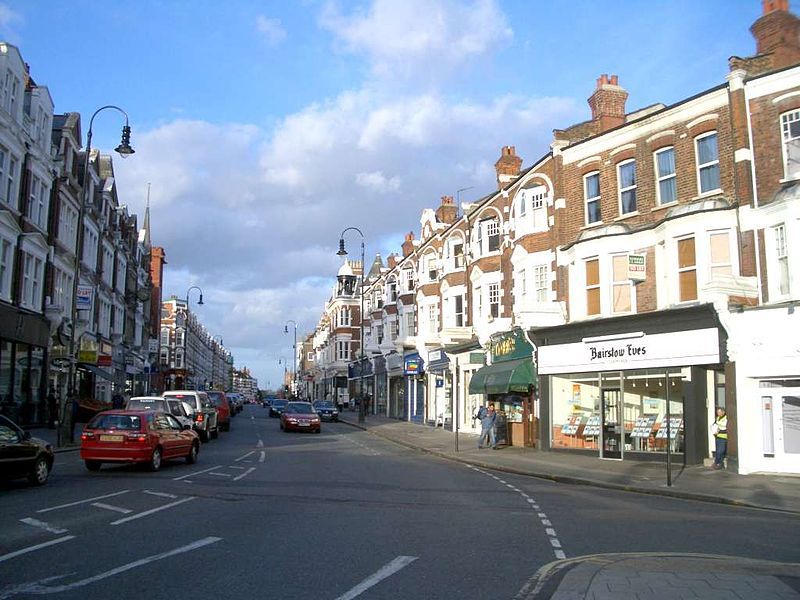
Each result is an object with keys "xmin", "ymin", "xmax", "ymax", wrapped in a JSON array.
[
  {"xmin": 320, "ymin": 0, "xmax": 512, "ymax": 80},
  {"xmin": 355, "ymin": 170, "xmax": 401, "ymax": 193},
  {"xmin": 0, "ymin": 3, "xmax": 23, "ymax": 41},
  {"xmin": 256, "ymin": 15, "xmax": 287, "ymax": 46}
]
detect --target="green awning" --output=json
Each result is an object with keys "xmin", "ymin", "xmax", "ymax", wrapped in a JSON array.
[{"xmin": 468, "ymin": 358, "xmax": 536, "ymax": 395}]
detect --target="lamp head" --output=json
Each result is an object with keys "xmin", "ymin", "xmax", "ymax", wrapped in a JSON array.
[
  {"xmin": 284, "ymin": 325, "xmax": 288, "ymax": 333},
  {"xmin": 337, "ymin": 239, "xmax": 347, "ymax": 256},
  {"xmin": 197, "ymin": 293, "xmax": 204, "ymax": 305},
  {"xmin": 115, "ymin": 125, "xmax": 135, "ymax": 158}
]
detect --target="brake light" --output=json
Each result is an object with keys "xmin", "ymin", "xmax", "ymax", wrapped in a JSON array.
[
  {"xmin": 196, "ymin": 413, "xmax": 204, "ymax": 422},
  {"xmin": 81, "ymin": 432, "xmax": 95, "ymax": 440},
  {"xmin": 126, "ymin": 433, "xmax": 148, "ymax": 443}
]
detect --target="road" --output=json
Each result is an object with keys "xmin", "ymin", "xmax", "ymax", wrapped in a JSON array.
[{"xmin": 1, "ymin": 404, "xmax": 799, "ymax": 599}]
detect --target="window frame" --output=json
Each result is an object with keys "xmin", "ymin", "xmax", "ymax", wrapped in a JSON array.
[
  {"xmin": 780, "ymin": 109, "xmax": 800, "ymax": 180},
  {"xmin": 677, "ymin": 236, "xmax": 698, "ymax": 303},
  {"xmin": 488, "ymin": 283, "xmax": 500, "ymax": 318},
  {"xmin": 695, "ymin": 131, "xmax": 721, "ymax": 196},
  {"xmin": 534, "ymin": 264, "xmax": 548, "ymax": 303},
  {"xmin": 611, "ymin": 254, "xmax": 633, "ymax": 314},
  {"xmin": 585, "ymin": 258, "xmax": 601, "ymax": 316},
  {"xmin": 584, "ymin": 171, "xmax": 601, "ymax": 225},
  {"xmin": 617, "ymin": 159, "xmax": 637, "ymax": 215},
  {"xmin": 708, "ymin": 230, "xmax": 733, "ymax": 279},
  {"xmin": 654, "ymin": 146, "xmax": 677, "ymax": 206}
]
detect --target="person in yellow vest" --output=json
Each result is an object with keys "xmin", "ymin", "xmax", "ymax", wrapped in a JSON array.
[{"xmin": 711, "ymin": 407, "xmax": 728, "ymax": 469}]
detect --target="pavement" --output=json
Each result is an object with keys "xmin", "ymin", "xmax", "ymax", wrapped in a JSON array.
[
  {"xmin": 27, "ymin": 411, "xmax": 800, "ymax": 599},
  {"xmin": 332, "ymin": 412, "xmax": 800, "ymax": 599}
]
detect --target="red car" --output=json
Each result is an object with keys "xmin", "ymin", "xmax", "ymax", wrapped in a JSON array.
[
  {"xmin": 206, "ymin": 391, "xmax": 231, "ymax": 431},
  {"xmin": 280, "ymin": 402, "xmax": 321, "ymax": 433},
  {"xmin": 80, "ymin": 410, "xmax": 199, "ymax": 472}
]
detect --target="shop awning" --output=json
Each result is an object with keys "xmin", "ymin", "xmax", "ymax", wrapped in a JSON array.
[
  {"xmin": 468, "ymin": 358, "xmax": 536, "ymax": 395},
  {"xmin": 78, "ymin": 363, "xmax": 116, "ymax": 382}
]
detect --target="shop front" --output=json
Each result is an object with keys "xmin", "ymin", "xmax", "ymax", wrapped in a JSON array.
[
  {"xmin": 386, "ymin": 352, "xmax": 405, "ymax": 419},
  {"xmin": 373, "ymin": 355, "xmax": 387, "ymax": 416},
  {"xmin": 443, "ymin": 338, "xmax": 484, "ymax": 435},
  {"xmin": 426, "ymin": 349, "xmax": 451, "ymax": 427},
  {"xmin": 469, "ymin": 328, "xmax": 537, "ymax": 447},
  {"xmin": 0, "ymin": 303, "xmax": 50, "ymax": 426},
  {"xmin": 404, "ymin": 352, "xmax": 424, "ymax": 423},
  {"xmin": 534, "ymin": 305, "xmax": 725, "ymax": 464}
]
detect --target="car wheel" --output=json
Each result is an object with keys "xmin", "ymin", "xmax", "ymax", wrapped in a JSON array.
[
  {"xmin": 149, "ymin": 447, "xmax": 162, "ymax": 472},
  {"xmin": 85, "ymin": 460, "xmax": 102, "ymax": 472},
  {"xmin": 28, "ymin": 456, "xmax": 50, "ymax": 485},
  {"xmin": 186, "ymin": 442, "xmax": 199, "ymax": 464},
  {"xmin": 211, "ymin": 426, "xmax": 219, "ymax": 439}
]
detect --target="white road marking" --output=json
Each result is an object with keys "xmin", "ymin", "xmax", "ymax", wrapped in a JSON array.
[
  {"xmin": 233, "ymin": 467, "xmax": 255, "ymax": 481},
  {"xmin": 19, "ymin": 518, "xmax": 67, "ymax": 535},
  {"xmin": 333, "ymin": 555, "xmax": 417, "ymax": 600},
  {"xmin": 234, "ymin": 451, "xmax": 255, "ymax": 462},
  {"xmin": 545, "ymin": 528, "xmax": 557, "ymax": 537},
  {"xmin": 228, "ymin": 466, "xmax": 245, "ymax": 470},
  {"xmin": 173, "ymin": 465, "xmax": 221, "ymax": 481},
  {"xmin": 3, "ymin": 537, "xmax": 221, "ymax": 595},
  {"xmin": 142, "ymin": 490, "xmax": 177, "ymax": 499},
  {"xmin": 256, "ymin": 439, "xmax": 264, "ymax": 448},
  {"xmin": 537, "ymin": 512, "xmax": 547, "ymax": 517},
  {"xmin": 550, "ymin": 539, "xmax": 562, "ymax": 549},
  {"xmin": 91, "ymin": 503, "xmax": 132, "ymax": 514},
  {"xmin": 208, "ymin": 472, "xmax": 231, "ymax": 477},
  {"xmin": 259, "ymin": 451, "xmax": 266, "ymax": 463},
  {"xmin": 554, "ymin": 550, "xmax": 566, "ymax": 560},
  {"xmin": 36, "ymin": 490, "xmax": 130, "ymax": 513},
  {"xmin": 541, "ymin": 519, "xmax": 552, "ymax": 527},
  {"xmin": 110, "ymin": 497, "xmax": 196, "ymax": 526},
  {"xmin": 0, "ymin": 536, "xmax": 75, "ymax": 564}
]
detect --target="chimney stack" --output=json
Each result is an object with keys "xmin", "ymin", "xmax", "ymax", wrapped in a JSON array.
[
  {"xmin": 751, "ymin": 0, "xmax": 800, "ymax": 69},
  {"xmin": 435, "ymin": 195, "xmax": 458, "ymax": 224},
  {"xmin": 495, "ymin": 145, "xmax": 523, "ymax": 190},
  {"xmin": 401, "ymin": 231, "xmax": 415, "ymax": 257},
  {"xmin": 588, "ymin": 74, "xmax": 628, "ymax": 133}
]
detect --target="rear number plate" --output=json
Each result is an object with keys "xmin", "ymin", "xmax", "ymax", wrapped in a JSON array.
[{"xmin": 100, "ymin": 434, "xmax": 124, "ymax": 442}]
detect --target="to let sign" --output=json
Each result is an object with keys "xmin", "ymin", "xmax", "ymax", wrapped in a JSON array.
[
  {"xmin": 628, "ymin": 253, "xmax": 646, "ymax": 282},
  {"xmin": 76, "ymin": 285, "xmax": 94, "ymax": 310}
]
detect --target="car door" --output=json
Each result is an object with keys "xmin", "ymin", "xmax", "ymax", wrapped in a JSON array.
[
  {"xmin": 0, "ymin": 417, "xmax": 34, "ymax": 478},
  {"xmin": 199, "ymin": 393, "xmax": 217, "ymax": 429},
  {"xmin": 153, "ymin": 413, "xmax": 178, "ymax": 458},
  {"xmin": 165, "ymin": 414, "xmax": 191, "ymax": 453}
]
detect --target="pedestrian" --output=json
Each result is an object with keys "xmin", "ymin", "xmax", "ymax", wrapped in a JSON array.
[
  {"xmin": 477, "ymin": 403, "xmax": 497, "ymax": 449},
  {"xmin": 711, "ymin": 406, "xmax": 728, "ymax": 469},
  {"xmin": 111, "ymin": 390, "xmax": 124, "ymax": 409},
  {"xmin": 68, "ymin": 388, "xmax": 79, "ymax": 444},
  {"xmin": 47, "ymin": 385, "xmax": 57, "ymax": 429}
]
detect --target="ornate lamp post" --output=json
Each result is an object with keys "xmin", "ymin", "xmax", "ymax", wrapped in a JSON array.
[
  {"xmin": 337, "ymin": 227, "xmax": 365, "ymax": 424},
  {"xmin": 284, "ymin": 320, "xmax": 297, "ymax": 398},
  {"xmin": 62, "ymin": 106, "xmax": 134, "ymax": 446}
]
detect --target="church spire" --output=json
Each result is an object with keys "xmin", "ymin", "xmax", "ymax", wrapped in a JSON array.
[{"xmin": 139, "ymin": 182, "xmax": 152, "ymax": 249}]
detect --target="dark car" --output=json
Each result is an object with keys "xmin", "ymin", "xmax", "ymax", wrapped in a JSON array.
[
  {"xmin": 268, "ymin": 399, "xmax": 288, "ymax": 418},
  {"xmin": 313, "ymin": 401, "xmax": 339, "ymax": 422},
  {"xmin": 0, "ymin": 414, "xmax": 54, "ymax": 485},
  {"xmin": 280, "ymin": 402, "xmax": 321, "ymax": 433},
  {"xmin": 206, "ymin": 391, "xmax": 231, "ymax": 431}
]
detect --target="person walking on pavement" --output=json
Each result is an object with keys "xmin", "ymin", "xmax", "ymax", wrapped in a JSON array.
[
  {"xmin": 477, "ymin": 403, "xmax": 497, "ymax": 449},
  {"xmin": 68, "ymin": 388, "xmax": 79, "ymax": 444},
  {"xmin": 47, "ymin": 385, "xmax": 57, "ymax": 429},
  {"xmin": 711, "ymin": 406, "xmax": 728, "ymax": 469}
]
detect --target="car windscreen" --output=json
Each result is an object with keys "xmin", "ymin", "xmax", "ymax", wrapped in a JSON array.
[
  {"xmin": 286, "ymin": 403, "xmax": 314, "ymax": 414},
  {"xmin": 207, "ymin": 393, "xmax": 226, "ymax": 406},
  {"xmin": 87, "ymin": 414, "xmax": 142, "ymax": 431},
  {"xmin": 316, "ymin": 402, "xmax": 334, "ymax": 409},
  {"xmin": 127, "ymin": 400, "xmax": 164, "ymax": 411},
  {"xmin": 272, "ymin": 400, "xmax": 287, "ymax": 408}
]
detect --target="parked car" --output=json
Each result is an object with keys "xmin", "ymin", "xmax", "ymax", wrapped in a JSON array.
[
  {"xmin": 280, "ymin": 402, "xmax": 321, "ymax": 433},
  {"xmin": 226, "ymin": 393, "xmax": 243, "ymax": 414},
  {"xmin": 206, "ymin": 391, "xmax": 231, "ymax": 431},
  {"xmin": 126, "ymin": 396, "xmax": 193, "ymax": 429},
  {"xmin": 162, "ymin": 391, "xmax": 218, "ymax": 442},
  {"xmin": 313, "ymin": 401, "xmax": 339, "ymax": 422},
  {"xmin": 268, "ymin": 398, "xmax": 288, "ymax": 418},
  {"xmin": 0, "ymin": 415, "xmax": 54, "ymax": 485},
  {"xmin": 262, "ymin": 395, "xmax": 277, "ymax": 408},
  {"xmin": 80, "ymin": 410, "xmax": 199, "ymax": 472}
]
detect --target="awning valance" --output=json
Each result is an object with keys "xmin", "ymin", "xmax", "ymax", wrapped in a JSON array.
[{"xmin": 468, "ymin": 358, "xmax": 536, "ymax": 395}]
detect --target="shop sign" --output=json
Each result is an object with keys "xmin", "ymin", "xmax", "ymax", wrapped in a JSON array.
[
  {"xmin": 487, "ymin": 328, "xmax": 534, "ymax": 363},
  {"xmin": 436, "ymin": 377, "xmax": 444, "ymax": 388},
  {"xmin": 78, "ymin": 349, "xmax": 97, "ymax": 364},
  {"xmin": 404, "ymin": 357, "xmax": 421, "ymax": 375},
  {"xmin": 428, "ymin": 350, "xmax": 444, "ymax": 363},
  {"xmin": 76, "ymin": 285, "xmax": 93, "ymax": 310},
  {"xmin": 538, "ymin": 328, "xmax": 720, "ymax": 375},
  {"xmin": 628, "ymin": 253, "xmax": 646, "ymax": 282},
  {"xmin": 97, "ymin": 354, "xmax": 112, "ymax": 367}
]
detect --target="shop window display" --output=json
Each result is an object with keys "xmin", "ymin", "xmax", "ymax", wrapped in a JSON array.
[{"xmin": 551, "ymin": 368, "xmax": 687, "ymax": 455}]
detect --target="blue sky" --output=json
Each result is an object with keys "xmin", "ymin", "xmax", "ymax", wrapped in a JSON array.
[{"xmin": 1, "ymin": 0, "xmax": 763, "ymax": 389}]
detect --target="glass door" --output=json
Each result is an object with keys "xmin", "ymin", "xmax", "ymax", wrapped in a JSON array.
[{"xmin": 601, "ymin": 388, "xmax": 622, "ymax": 459}]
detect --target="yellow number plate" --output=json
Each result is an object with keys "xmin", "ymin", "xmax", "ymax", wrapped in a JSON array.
[{"xmin": 100, "ymin": 434, "xmax": 124, "ymax": 442}]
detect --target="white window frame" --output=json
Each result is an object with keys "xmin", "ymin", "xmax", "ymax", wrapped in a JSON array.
[
  {"xmin": 654, "ymin": 146, "xmax": 677, "ymax": 205},
  {"xmin": 20, "ymin": 251, "xmax": 44, "ymax": 311},
  {"xmin": 427, "ymin": 304, "xmax": 437, "ymax": 334},
  {"xmin": 27, "ymin": 175, "xmax": 48, "ymax": 230},
  {"xmin": 611, "ymin": 254, "xmax": 633, "ymax": 315},
  {"xmin": 677, "ymin": 235, "xmax": 698, "ymax": 303},
  {"xmin": 773, "ymin": 223, "xmax": 790, "ymax": 298},
  {"xmin": 709, "ymin": 230, "xmax": 733, "ymax": 279},
  {"xmin": 58, "ymin": 201, "xmax": 79, "ymax": 252},
  {"xmin": 534, "ymin": 264, "xmax": 548, "ymax": 303},
  {"xmin": 617, "ymin": 159, "xmax": 637, "ymax": 215},
  {"xmin": 5, "ymin": 155, "xmax": 17, "ymax": 210},
  {"xmin": 488, "ymin": 283, "xmax": 500, "ymax": 318},
  {"xmin": 695, "ymin": 131, "xmax": 721, "ymax": 195},
  {"xmin": 780, "ymin": 109, "xmax": 800, "ymax": 180},
  {"xmin": 584, "ymin": 171, "xmax": 601, "ymax": 225}
]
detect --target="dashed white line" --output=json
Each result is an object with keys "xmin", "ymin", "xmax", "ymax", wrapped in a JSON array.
[
  {"xmin": 233, "ymin": 467, "xmax": 256, "ymax": 481},
  {"xmin": 259, "ymin": 450, "xmax": 266, "ymax": 463},
  {"xmin": 143, "ymin": 490, "xmax": 178, "ymax": 499},
  {"xmin": 541, "ymin": 519, "xmax": 552, "ymax": 527},
  {"xmin": 19, "ymin": 518, "xmax": 67, "ymax": 534},
  {"xmin": 37, "ymin": 490, "xmax": 130, "ymax": 513},
  {"xmin": 208, "ymin": 472, "xmax": 232, "ymax": 477},
  {"xmin": 550, "ymin": 539, "xmax": 562, "ymax": 549},
  {"xmin": 173, "ymin": 465, "xmax": 221, "ymax": 481},
  {"xmin": 0, "ymin": 535, "xmax": 75, "ymax": 564},
  {"xmin": 91, "ymin": 502, "xmax": 132, "ymax": 514},
  {"xmin": 110, "ymin": 497, "xmax": 196, "ymax": 526},
  {"xmin": 554, "ymin": 550, "xmax": 566, "ymax": 560},
  {"xmin": 545, "ymin": 528, "xmax": 557, "ymax": 537}
]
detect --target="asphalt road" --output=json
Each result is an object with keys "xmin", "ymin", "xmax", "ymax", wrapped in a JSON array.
[{"xmin": 1, "ymin": 405, "xmax": 799, "ymax": 599}]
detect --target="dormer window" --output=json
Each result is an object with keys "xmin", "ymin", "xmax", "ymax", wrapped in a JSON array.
[
  {"xmin": 388, "ymin": 281, "xmax": 397, "ymax": 302},
  {"xmin": 475, "ymin": 217, "xmax": 500, "ymax": 255}
]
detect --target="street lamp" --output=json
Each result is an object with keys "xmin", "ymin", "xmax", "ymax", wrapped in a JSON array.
[
  {"xmin": 337, "ymin": 227, "xmax": 365, "ymax": 424},
  {"xmin": 186, "ymin": 285, "xmax": 204, "ymax": 306},
  {"xmin": 284, "ymin": 320, "xmax": 297, "ymax": 398},
  {"xmin": 63, "ymin": 105, "xmax": 134, "ymax": 446}
]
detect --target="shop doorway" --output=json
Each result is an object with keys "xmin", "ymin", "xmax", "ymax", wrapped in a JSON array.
[{"xmin": 601, "ymin": 388, "xmax": 622, "ymax": 459}]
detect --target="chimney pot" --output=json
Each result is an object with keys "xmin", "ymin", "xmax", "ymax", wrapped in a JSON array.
[{"xmin": 610, "ymin": 74, "xmax": 618, "ymax": 85}]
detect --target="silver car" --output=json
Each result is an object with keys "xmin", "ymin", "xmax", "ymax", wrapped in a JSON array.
[
  {"xmin": 125, "ymin": 396, "xmax": 195, "ymax": 430},
  {"xmin": 162, "ymin": 391, "xmax": 219, "ymax": 442}
]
